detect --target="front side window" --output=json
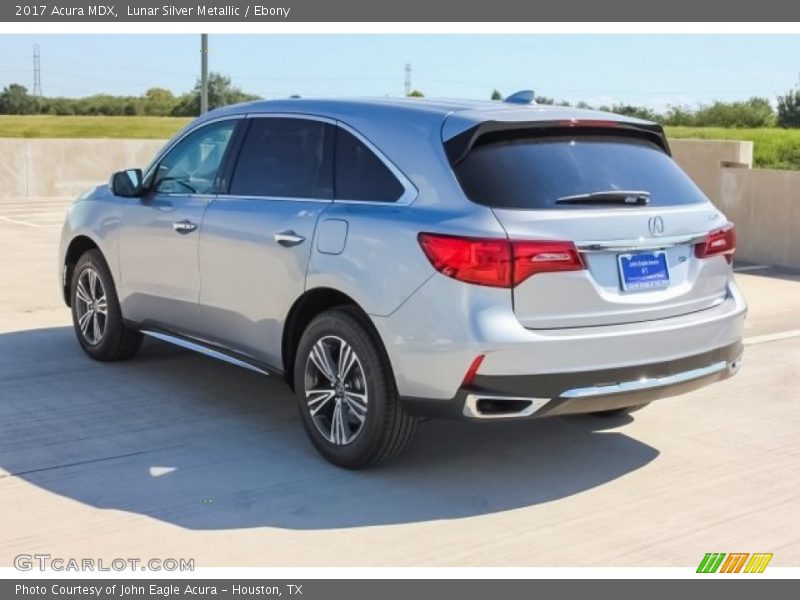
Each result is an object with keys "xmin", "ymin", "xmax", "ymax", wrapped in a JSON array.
[
  {"xmin": 152, "ymin": 120, "xmax": 237, "ymax": 195},
  {"xmin": 334, "ymin": 128, "xmax": 404, "ymax": 202},
  {"xmin": 229, "ymin": 118, "xmax": 334, "ymax": 199}
]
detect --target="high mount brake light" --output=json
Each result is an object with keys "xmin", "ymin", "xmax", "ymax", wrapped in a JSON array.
[
  {"xmin": 557, "ymin": 119, "xmax": 620, "ymax": 128},
  {"xmin": 417, "ymin": 233, "xmax": 585, "ymax": 288}
]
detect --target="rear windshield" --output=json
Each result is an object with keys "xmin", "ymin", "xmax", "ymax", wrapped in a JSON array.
[{"xmin": 453, "ymin": 134, "xmax": 707, "ymax": 209}]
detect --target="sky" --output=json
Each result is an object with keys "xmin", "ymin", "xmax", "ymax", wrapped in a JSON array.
[{"xmin": 1, "ymin": 34, "xmax": 799, "ymax": 110}]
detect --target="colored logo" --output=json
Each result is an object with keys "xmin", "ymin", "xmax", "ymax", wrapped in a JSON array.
[{"xmin": 697, "ymin": 552, "xmax": 773, "ymax": 573}]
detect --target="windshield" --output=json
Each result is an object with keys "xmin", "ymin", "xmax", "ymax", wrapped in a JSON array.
[{"xmin": 453, "ymin": 134, "xmax": 708, "ymax": 209}]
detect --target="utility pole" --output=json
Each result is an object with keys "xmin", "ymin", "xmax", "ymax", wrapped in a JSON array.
[
  {"xmin": 404, "ymin": 63, "xmax": 411, "ymax": 97},
  {"xmin": 33, "ymin": 44, "xmax": 41, "ymax": 97},
  {"xmin": 200, "ymin": 34, "xmax": 209, "ymax": 114}
]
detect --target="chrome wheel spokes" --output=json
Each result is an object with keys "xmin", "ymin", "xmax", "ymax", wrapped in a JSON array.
[
  {"xmin": 74, "ymin": 267, "xmax": 107, "ymax": 345},
  {"xmin": 304, "ymin": 336, "xmax": 368, "ymax": 446}
]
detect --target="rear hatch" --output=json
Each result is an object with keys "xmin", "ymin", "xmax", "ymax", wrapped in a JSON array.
[{"xmin": 448, "ymin": 120, "xmax": 732, "ymax": 329}]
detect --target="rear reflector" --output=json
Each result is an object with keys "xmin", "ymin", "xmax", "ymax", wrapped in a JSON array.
[
  {"xmin": 461, "ymin": 354, "xmax": 486, "ymax": 386},
  {"xmin": 418, "ymin": 233, "xmax": 585, "ymax": 288},
  {"xmin": 695, "ymin": 224, "xmax": 736, "ymax": 264}
]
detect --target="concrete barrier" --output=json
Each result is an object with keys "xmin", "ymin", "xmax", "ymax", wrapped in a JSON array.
[
  {"xmin": 669, "ymin": 139, "xmax": 753, "ymax": 203},
  {"xmin": 0, "ymin": 138, "xmax": 165, "ymax": 198},
  {"xmin": 0, "ymin": 135, "xmax": 798, "ymax": 268},
  {"xmin": 718, "ymin": 168, "xmax": 800, "ymax": 268},
  {"xmin": 670, "ymin": 138, "xmax": 799, "ymax": 269}
]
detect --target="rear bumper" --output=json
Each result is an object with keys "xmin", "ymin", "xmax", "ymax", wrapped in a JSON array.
[
  {"xmin": 401, "ymin": 340, "xmax": 743, "ymax": 419},
  {"xmin": 373, "ymin": 271, "xmax": 747, "ymax": 403}
]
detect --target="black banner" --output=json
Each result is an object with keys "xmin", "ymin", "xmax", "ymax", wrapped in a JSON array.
[
  {"xmin": 2, "ymin": 0, "xmax": 800, "ymax": 22},
  {"xmin": 3, "ymin": 579, "xmax": 796, "ymax": 600}
]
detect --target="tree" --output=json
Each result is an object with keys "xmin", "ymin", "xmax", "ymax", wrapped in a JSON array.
[
  {"xmin": 171, "ymin": 72, "xmax": 260, "ymax": 117},
  {"xmin": 490, "ymin": 89, "xmax": 503, "ymax": 101},
  {"xmin": 777, "ymin": 88, "xmax": 800, "ymax": 128},
  {"xmin": 609, "ymin": 103, "xmax": 662, "ymax": 121},
  {"xmin": 408, "ymin": 89, "xmax": 425, "ymax": 98},
  {"xmin": 143, "ymin": 87, "xmax": 176, "ymax": 116},
  {"xmin": 0, "ymin": 84, "xmax": 36, "ymax": 115}
]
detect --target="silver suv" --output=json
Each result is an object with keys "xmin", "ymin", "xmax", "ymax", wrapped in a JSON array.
[{"xmin": 60, "ymin": 96, "xmax": 747, "ymax": 468}]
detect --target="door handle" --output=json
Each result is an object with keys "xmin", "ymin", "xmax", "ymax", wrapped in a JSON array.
[
  {"xmin": 274, "ymin": 230, "xmax": 306, "ymax": 247},
  {"xmin": 172, "ymin": 219, "xmax": 197, "ymax": 234}
]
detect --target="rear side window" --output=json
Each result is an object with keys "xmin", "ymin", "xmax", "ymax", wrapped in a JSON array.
[
  {"xmin": 230, "ymin": 118, "xmax": 334, "ymax": 199},
  {"xmin": 454, "ymin": 134, "xmax": 707, "ymax": 209},
  {"xmin": 335, "ymin": 128, "xmax": 404, "ymax": 202}
]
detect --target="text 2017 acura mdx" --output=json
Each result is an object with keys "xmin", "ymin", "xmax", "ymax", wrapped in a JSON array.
[{"xmin": 60, "ymin": 95, "xmax": 747, "ymax": 468}]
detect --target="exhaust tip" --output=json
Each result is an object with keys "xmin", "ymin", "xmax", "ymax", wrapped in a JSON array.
[
  {"xmin": 728, "ymin": 354, "xmax": 743, "ymax": 375},
  {"xmin": 463, "ymin": 394, "xmax": 550, "ymax": 419}
]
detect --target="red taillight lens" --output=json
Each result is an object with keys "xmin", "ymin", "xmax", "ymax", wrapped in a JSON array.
[
  {"xmin": 695, "ymin": 224, "xmax": 736, "ymax": 264},
  {"xmin": 513, "ymin": 240, "xmax": 586, "ymax": 283},
  {"xmin": 417, "ymin": 233, "xmax": 512, "ymax": 287},
  {"xmin": 417, "ymin": 233, "xmax": 585, "ymax": 288}
]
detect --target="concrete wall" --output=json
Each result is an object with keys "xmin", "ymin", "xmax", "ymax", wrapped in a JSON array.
[
  {"xmin": 0, "ymin": 138, "xmax": 165, "ymax": 198},
  {"xmin": 1, "ymin": 136, "xmax": 798, "ymax": 268},
  {"xmin": 670, "ymin": 138, "xmax": 799, "ymax": 269},
  {"xmin": 669, "ymin": 139, "xmax": 754, "ymax": 203},
  {"xmin": 718, "ymin": 168, "xmax": 800, "ymax": 268}
]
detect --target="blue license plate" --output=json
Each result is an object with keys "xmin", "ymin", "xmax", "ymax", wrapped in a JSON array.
[{"xmin": 618, "ymin": 251, "xmax": 670, "ymax": 292}]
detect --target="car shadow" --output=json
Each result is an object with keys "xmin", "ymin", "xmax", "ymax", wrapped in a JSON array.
[{"xmin": 0, "ymin": 326, "xmax": 658, "ymax": 531}]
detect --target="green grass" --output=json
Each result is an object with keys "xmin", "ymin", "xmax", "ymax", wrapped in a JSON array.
[
  {"xmin": 666, "ymin": 126, "xmax": 800, "ymax": 170},
  {"xmin": 1, "ymin": 117, "xmax": 799, "ymax": 170},
  {"xmin": 0, "ymin": 115, "xmax": 190, "ymax": 139}
]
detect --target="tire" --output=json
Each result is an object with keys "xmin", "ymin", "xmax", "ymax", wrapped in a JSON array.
[
  {"xmin": 593, "ymin": 402, "xmax": 651, "ymax": 417},
  {"xmin": 70, "ymin": 249, "xmax": 142, "ymax": 361},
  {"xmin": 293, "ymin": 306, "xmax": 418, "ymax": 469}
]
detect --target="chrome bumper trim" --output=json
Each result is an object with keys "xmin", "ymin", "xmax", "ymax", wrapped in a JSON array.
[{"xmin": 560, "ymin": 360, "xmax": 729, "ymax": 399}]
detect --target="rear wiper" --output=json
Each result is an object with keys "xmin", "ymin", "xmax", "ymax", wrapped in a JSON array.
[{"xmin": 556, "ymin": 190, "xmax": 650, "ymax": 206}]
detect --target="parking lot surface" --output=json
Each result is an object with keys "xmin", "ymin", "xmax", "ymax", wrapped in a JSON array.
[{"xmin": 1, "ymin": 197, "xmax": 798, "ymax": 567}]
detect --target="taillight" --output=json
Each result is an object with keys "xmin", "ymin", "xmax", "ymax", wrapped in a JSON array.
[
  {"xmin": 417, "ymin": 233, "xmax": 585, "ymax": 288},
  {"xmin": 513, "ymin": 240, "xmax": 585, "ymax": 282},
  {"xmin": 695, "ymin": 224, "xmax": 736, "ymax": 264}
]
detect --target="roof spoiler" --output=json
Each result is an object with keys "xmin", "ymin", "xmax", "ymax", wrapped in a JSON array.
[{"xmin": 444, "ymin": 119, "xmax": 671, "ymax": 166}]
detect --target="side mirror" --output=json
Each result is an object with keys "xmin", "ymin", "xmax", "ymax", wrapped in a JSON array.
[{"xmin": 110, "ymin": 168, "xmax": 144, "ymax": 197}]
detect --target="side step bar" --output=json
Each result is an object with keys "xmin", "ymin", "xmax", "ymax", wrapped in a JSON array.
[{"xmin": 141, "ymin": 330, "xmax": 272, "ymax": 376}]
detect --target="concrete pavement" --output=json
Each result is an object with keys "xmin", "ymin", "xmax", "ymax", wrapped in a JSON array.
[{"xmin": 0, "ymin": 198, "xmax": 798, "ymax": 567}]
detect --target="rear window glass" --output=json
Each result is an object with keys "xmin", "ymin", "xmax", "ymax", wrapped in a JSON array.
[
  {"xmin": 453, "ymin": 135, "xmax": 707, "ymax": 209},
  {"xmin": 335, "ymin": 128, "xmax": 404, "ymax": 202}
]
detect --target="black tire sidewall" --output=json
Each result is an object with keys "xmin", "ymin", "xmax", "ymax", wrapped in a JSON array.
[
  {"xmin": 293, "ymin": 309, "xmax": 396, "ymax": 468},
  {"xmin": 70, "ymin": 250, "xmax": 128, "ymax": 359}
]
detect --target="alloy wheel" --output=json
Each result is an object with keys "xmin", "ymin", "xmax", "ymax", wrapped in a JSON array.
[
  {"xmin": 304, "ymin": 335, "xmax": 369, "ymax": 445},
  {"xmin": 74, "ymin": 267, "xmax": 108, "ymax": 345}
]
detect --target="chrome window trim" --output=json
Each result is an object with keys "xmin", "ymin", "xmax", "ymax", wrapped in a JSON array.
[
  {"xmin": 212, "ymin": 112, "xmax": 418, "ymax": 207},
  {"xmin": 213, "ymin": 194, "xmax": 333, "ymax": 205}
]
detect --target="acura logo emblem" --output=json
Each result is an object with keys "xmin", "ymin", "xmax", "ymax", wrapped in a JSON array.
[{"xmin": 648, "ymin": 216, "xmax": 665, "ymax": 237}]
